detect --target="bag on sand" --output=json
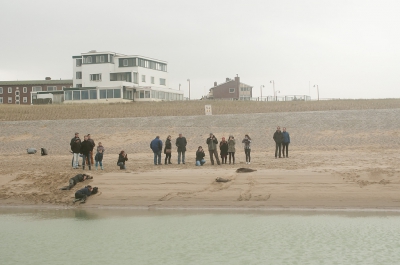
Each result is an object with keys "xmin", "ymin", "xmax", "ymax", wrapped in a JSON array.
[
  {"xmin": 27, "ymin": 148, "xmax": 37, "ymax": 154},
  {"xmin": 41, "ymin": 148, "xmax": 48, "ymax": 156}
]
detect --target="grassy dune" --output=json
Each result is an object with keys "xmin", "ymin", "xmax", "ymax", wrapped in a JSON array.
[{"xmin": 0, "ymin": 99, "xmax": 399, "ymax": 121}]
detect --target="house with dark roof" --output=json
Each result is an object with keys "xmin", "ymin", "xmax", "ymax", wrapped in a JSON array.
[
  {"xmin": 207, "ymin": 75, "xmax": 253, "ymax": 100},
  {"xmin": 0, "ymin": 78, "xmax": 72, "ymax": 104}
]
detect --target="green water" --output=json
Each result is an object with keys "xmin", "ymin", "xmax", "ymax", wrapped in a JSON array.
[{"xmin": 1, "ymin": 208, "xmax": 400, "ymax": 265}]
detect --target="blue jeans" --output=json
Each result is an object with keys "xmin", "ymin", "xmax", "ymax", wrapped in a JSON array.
[
  {"xmin": 178, "ymin": 151, "xmax": 185, "ymax": 164},
  {"xmin": 154, "ymin": 150, "xmax": 161, "ymax": 165},
  {"xmin": 196, "ymin": 159, "xmax": 206, "ymax": 166},
  {"xmin": 82, "ymin": 154, "xmax": 91, "ymax": 167},
  {"xmin": 95, "ymin": 160, "xmax": 103, "ymax": 168},
  {"xmin": 72, "ymin": 153, "xmax": 80, "ymax": 168}
]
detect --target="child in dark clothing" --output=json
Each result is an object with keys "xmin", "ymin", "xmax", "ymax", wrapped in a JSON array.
[{"xmin": 95, "ymin": 142, "xmax": 105, "ymax": 170}]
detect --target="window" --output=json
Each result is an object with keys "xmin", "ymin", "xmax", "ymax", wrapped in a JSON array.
[
  {"xmin": 81, "ymin": 90, "xmax": 89, "ymax": 100},
  {"xmin": 8, "ymin": 87, "xmax": 12, "ymax": 93},
  {"xmin": 133, "ymin": 72, "xmax": 138, "ymax": 84},
  {"xmin": 76, "ymin": 59, "xmax": 82, "ymax": 66},
  {"xmin": 47, "ymin": 86, "xmax": 56, "ymax": 91},
  {"xmin": 15, "ymin": 96, "xmax": 20, "ymax": 101},
  {"xmin": 76, "ymin": 84, "xmax": 82, "ymax": 88},
  {"xmin": 0, "ymin": 97, "xmax": 2, "ymax": 103},
  {"xmin": 110, "ymin": 72, "xmax": 132, "ymax": 82},
  {"xmin": 229, "ymin": 88, "xmax": 235, "ymax": 93},
  {"xmin": 142, "ymin": 75, "xmax": 146, "ymax": 82},
  {"xmin": 160, "ymin": 78, "xmax": 166, "ymax": 86},
  {"xmin": 119, "ymin": 58, "xmax": 136, "ymax": 67},
  {"xmin": 23, "ymin": 97, "xmax": 27, "ymax": 103},
  {"xmin": 90, "ymin": 90, "xmax": 97, "ymax": 99},
  {"xmin": 65, "ymin": 91, "xmax": 72, "ymax": 100},
  {"xmin": 8, "ymin": 97, "xmax": 12, "ymax": 103},
  {"xmin": 23, "ymin": 87, "xmax": 27, "ymax": 93},
  {"xmin": 160, "ymin": 64, "xmax": 167, "ymax": 72},
  {"xmin": 0, "ymin": 87, "xmax": 2, "ymax": 94},
  {"xmin": 90, "ymin": 74, "xmax": 102, "ymax": 81},
  {"xmin": 96, "ymin": 55, "xmax": 105, "ymax": 63},
  {"xmin": 149, "ymin": 61, "xmax": 156, "ymax": 69},
  {"xmin": 139, "ymin": 59, "xmax": 148, "ymax": 68},
  {"xmin": 73, "ymin": 91, "xmax": 80, "ymax": 100},
  {"xmin": 32, "ymin": 86, "xmax": 42, "ymax": 92},
  {"xmin": 76, "ymin": 72, "xmax": 82, "ymax": 79},
  {"xmin": 123, "ymin": 59, "xmax": 128, "ymax": 66},
  {"xmin": 15, "ymin": 91, "xmax": 20, "ymax": 96},
  {"xmin": 151, "ymin": 77, "xmax": 155, "ymax": 84},
  {"xmin": 85, "ymin": 56, "xmax": 92, "ymax": 63}
]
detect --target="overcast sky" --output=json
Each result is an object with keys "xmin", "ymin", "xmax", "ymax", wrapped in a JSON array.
[{"xmin": 1, "ymin": 0, "xmax": 399, "ymax": 99}]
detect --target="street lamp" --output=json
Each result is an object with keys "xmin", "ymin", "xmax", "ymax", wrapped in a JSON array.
[
  {"xmin": 270, "ymin": 80, "xmax": 275, "ymax": 101},
  {"xmin": 187, "ymin": 79, "xmax": 190, "ymax": 100},
  {"xmin": 313, "ymin": 85, "xmax": 319, "ymax": 101},
  {"xmin": 260, "ymin": 85, "xmax": 264, "ymax": 101},
  {"xmin": 179, "ymin": 83, "xmax": 181, "ymax": 90}
]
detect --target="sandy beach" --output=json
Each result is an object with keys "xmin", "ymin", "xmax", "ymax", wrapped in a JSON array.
[{"xmin": 1, "ymin": 104, "xmax": 400, "ymax": 210}]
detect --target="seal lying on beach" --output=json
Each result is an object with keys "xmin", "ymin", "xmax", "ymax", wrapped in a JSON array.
[
  {"xmin": 215, "ymin": 177, "xmax": 231, "ymax": 183},
  {"xmin": 236, "ymin": 168, "xmax": 257, "ymax": 173}
]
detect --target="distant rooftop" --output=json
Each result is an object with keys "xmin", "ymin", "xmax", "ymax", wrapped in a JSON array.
[
  {"xmin": 0, "ymin": 79, "xmax": 72, "ymax": 86},
  {"xmin": 73, "ymin": 50, "xmax": 167, "ymax": 63}
]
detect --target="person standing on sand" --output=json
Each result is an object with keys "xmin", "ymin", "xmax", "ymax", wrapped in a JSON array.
[
  {"xmin": 70, "ymin": 133, "xmax": 81, "ymax": 169},
  {"xmin": 227, "ymin": 135, "xmax": 236, "ymax": 164},
  {"xmin": 196, "ymin": 146, "xmax": 206, "ymax": 166},
  {"xmin": 273, "ymin": 126, "xmax": 284, "ymax": 158},
  {"xmin": 95, "ymin": 142, "xmax": 105, "ymax": 170},
  {"xmin": 207, "ymin": 133, "xmax": 220, "ymax": 165},
  {"xmin": 87, "ymin": 134, "xmax": 95, "ymax": 165},
  {"xmin": 164, "ymin": 135, "xmax": 172, "ymax": 165},
  {"xmin": 175, "ymin": 133, "xmax": 187, "ymax": 164},
  {"xmin": 70, "ymin": 132, "xmax": 81, "ymax": 168},
  {"xmin": 282, "ymin": 127, "xmax": 290, "ymax": 158},
  {"xmin": 80, "ymin": 135, "xmax": 92, "ymax": 170},
  {"xmin": 150, "ymin": 136, "xmax": 163, "ymax": 165},
  {"xmin": 219, "ymin": 137, "xmax": 229, "ymax": 164},
  {"xmin": 242, "ymin": 134, "xmax": 252, "ymax": 164},
  {"xmin": 117, "ymin": 150, "xmax": 128, "ymax": 169}
]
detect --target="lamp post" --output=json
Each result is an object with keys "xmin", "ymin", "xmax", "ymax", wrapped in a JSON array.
[
  {"xmin": 187, "ymin": 79, "xmax": 190, "ymax": 100},
  {"xmin": 270, "ymin": 80, "xmax": 275, "ymax": 101},
  {"xmin": 179, "ymin": 83, "xmax": 181, "ymax": 90},
  {"xmin": 313, "ymin": 85, "xmax": 319, "ymax": 101},
  {"xmin": 260, "ymin": 85, "xmax": 264, "ymax": 101}
]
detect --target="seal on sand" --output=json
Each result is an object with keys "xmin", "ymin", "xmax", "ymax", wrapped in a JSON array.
[
  {"xmin": 215, "ymin": 177, "xmax": 231, "ymax": 183},
  {"xmin": 236, "ymin": 168, "xmax": 257, "ymax": 173}
]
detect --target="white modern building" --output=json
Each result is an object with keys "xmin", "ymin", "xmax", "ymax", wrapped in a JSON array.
[{"xmin": 65, "ymin": 50, "xmax": 183, "ymax": 103}]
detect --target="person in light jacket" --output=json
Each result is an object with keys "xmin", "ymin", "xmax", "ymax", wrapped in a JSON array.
[{"xmin": 227, "ymin": 135, "xmax": 236, "ymax": 164}]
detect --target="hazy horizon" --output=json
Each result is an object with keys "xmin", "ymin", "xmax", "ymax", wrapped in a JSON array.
[{"xmin": 1, "ymin": 0, "xmax": 399, "ymax": 100}]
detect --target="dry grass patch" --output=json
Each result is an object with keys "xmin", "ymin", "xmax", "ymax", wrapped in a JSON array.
[{"xmin": 0, "ymin": 99, "xmax": 399, "ymax": 121}]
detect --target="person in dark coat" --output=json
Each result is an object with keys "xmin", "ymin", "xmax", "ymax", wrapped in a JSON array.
[
  {"xmin": 80, "ymin": 135, "xmax": 92, "ymax": 170},
  {"xmin": 74, "ymin": 185, "xmax": 93, "ymax": 203},
  {"xmin": 70, "ymin": 132, "xmax": 81, "ymax": 168},
  {"xmin": 273, "ymin": 126, "xmax": 284, "ymax": 158},
  {"xmin": 175, "ymin": 133, "xmax": 187, "ymax": 164},
  {"xmin": 60, "ymin": 174, "xmax": 92, "ymax": 190},
  {"xmin": 164, "ymin": 135, "xmax": 172, "ymax": 165},
  {"xmin": 195, "ymin": 146, "xmax": 206, "ymax": 166},
  {"xmin": 117, "ymin": 150, "xmax": 128, "ymax": 169},
  {"xmin": 150, "ymin": 136, "xmax": 163, "ymax": 165},
  {"xmin": 282, "ymin": 127, "xmax": 291, "ymax": 158},
  {"xmin": 219, "ymin": 137, "xmax": 229, "ymax": 164},
  {"xmin": 207, "ymin": 133, "xmax": 220, "ymax": 165},
  {"xmin": 242, "ymin": 134, "xmax": 252, "ymax": 164}
]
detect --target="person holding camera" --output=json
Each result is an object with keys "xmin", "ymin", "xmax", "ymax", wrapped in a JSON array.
[
  {"xmin": 206, "ymin": 133, "xmax": 221, "ymax": 165},
  {"xmin": 117, "ymin": 150, "xmax": 128, "ymax": 169},
  {"xmin": 242, "ymin": 134, "xmax": 252, "ymax": 164},
  {"xmin": 60, "ymin": 174, "xmax": 92, "ymax": 190},
  {"xmin": 195, "ymin": 146, "xmax": 206, "ymax": 166},
  {"xmin": 227, "ymin": 135, "xmax": 236, "ymax": 164}
]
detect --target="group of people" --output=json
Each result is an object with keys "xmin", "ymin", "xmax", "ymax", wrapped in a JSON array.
[
  {"xmin": 149, "ymin": 128, "xmax": 290, "ymax": 166},
  {"xmin": 60, "ymin": 173, "xmax": 98, "ymax": 203},
  {"xmin": 70, "ymin": 132, "xmax": 105, "ymax": 170}
]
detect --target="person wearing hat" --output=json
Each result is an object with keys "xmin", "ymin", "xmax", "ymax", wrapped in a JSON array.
[
  {"xmin": 195, "ymin": 146, "xmax": 206, "ymax": 166},
  {"xmin": 206, "ymin": 133, "xmax": 220, "ymax": 165},
  {"xmin": 175, "ymin": 133, "xmax": 187, "ymax": 164}
]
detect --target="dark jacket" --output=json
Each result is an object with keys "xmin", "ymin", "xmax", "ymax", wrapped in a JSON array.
[
  {"xmin": 95, "ymin": 152, "xmax": 103, "ymax": 162},
  {"xmin": 117, "ymin": 153, "xmax": 128, "ymax": 165},
  {"xmin": 219, "ymin": 141, "xmax": 228, "ymax": 156},
  {"xmin": 206, "ymin": 137, "xmax": 218, "ymax": 151},
  {"xmin": 75, "ymin": 187, "xmax": 92, "ymax": 196},
  {"xmin": 196, "ymin": 150, "xmax": 205, "ymax": 161},
  {"xmin": 176, "ymin": 137, "xmax": 187, "ymax": 152},
  {"xmin": 282, "ymin": 131, "xmax": 290, "ymax": 144},
  {"xmin": 242, "ymin": 138, "xmax": 251, "ymax": 149},
  {"xmin": 88, "ymin": 139, "xmax": 95, "ymax": 151},
  {"xmin": 80, "ymin": 140, "xmax": 92, "ymax": 155},
  {"xmin": 71, "ymin": 174, "xmax": 85, "ymax": 184},
  {"xmin": 71, "ymin": 138, "xmax": 81, "ymax": 153},
  {"xmin": 273, "ymin": 131, "xmax": 284, "ymax": 144},
  {"xmin": 164, "ymin": 138, "xmax": 172, "ymax": 154},
  {"xmin": 150, "ymin": 138, "xmax": 163, "ymax": 152}
]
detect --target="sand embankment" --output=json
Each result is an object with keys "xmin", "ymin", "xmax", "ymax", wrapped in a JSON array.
[{"xmin": 0, "ymin": 107, "xmax": 400, "ymax": 210}]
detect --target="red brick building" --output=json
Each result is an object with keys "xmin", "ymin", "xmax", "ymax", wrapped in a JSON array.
[
  {"xmin": 208, "ymin": 75, "xmax": 253, "ymax": 100},
  {"xmin": 0, "ymin": 78, "xmax": 72, "ymax": 105}
]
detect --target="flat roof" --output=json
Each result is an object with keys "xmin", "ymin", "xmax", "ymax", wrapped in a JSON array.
[
  {"xmin": 0, "ymin": 80, "xmax": 73, "ymax": 86},
  {"xmin": 75, "ymin": 51, "xmax": 167, "ymax": 63}
]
